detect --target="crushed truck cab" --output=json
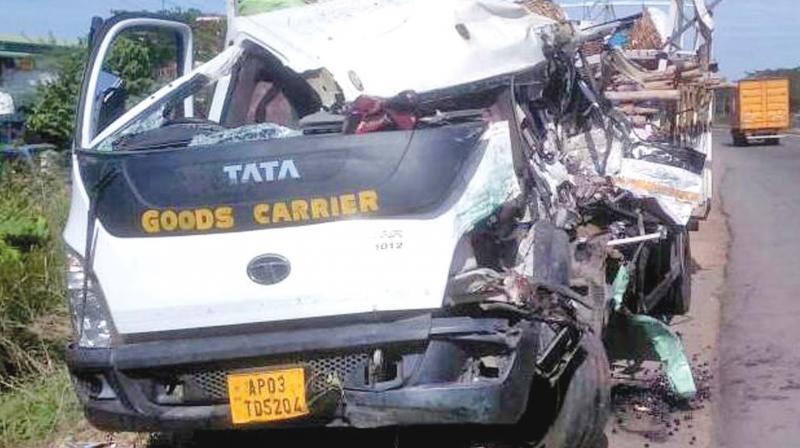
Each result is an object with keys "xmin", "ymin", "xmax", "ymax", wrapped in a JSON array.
[{"xmin": 63, "ymin": 1, "xmax": 717, "ymax": 445}]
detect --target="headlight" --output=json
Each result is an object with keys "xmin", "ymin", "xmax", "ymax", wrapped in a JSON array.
[{"xmin": 66, "ymin": 249, "xmax": 116, "ymax": 348}]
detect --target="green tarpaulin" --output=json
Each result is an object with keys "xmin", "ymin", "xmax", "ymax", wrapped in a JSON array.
[
  {"xmin": 236, "ymin": 0, "xmax": 307, "ymax": 15},
  {"xmin": 608, "ymin": 266, "xmax": 697, "ymax": 399}
]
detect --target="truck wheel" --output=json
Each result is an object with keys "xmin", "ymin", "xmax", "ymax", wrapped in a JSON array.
[
  {"xmin": 731, "ymin": 131, "xmax": 747, "ymax": 147},
  {"xmin": 520, "ymin": 332, "xmax": 611, "ymax": 448}
]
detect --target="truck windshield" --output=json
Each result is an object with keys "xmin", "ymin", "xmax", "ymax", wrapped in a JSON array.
[{"xmin": 93, "ymin": 42, "xmax": 323, "ymax": 152}]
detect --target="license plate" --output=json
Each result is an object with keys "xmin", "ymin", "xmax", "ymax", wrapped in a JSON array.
[{"xmin": 226, "ymin": 367, "xmax": 309, "ymax": 425}]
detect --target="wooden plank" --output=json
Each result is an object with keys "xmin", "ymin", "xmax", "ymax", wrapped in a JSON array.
[{"xmin": 605, "ymin": 90, "xmax": 681, "ymax": 102}]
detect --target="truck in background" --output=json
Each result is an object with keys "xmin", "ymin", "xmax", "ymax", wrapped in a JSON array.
[{"xmin": 731, "ymin": 78, "xmax": 791, "ymax": 146}]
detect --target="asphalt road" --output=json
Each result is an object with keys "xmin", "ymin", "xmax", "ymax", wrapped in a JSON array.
[{"xmin": 716, "ymin": 132, "xmax": 800, "ymax": 447}]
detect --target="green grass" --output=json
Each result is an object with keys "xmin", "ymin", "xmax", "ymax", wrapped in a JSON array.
[
  {"xmin": 0, "ymin": 369, "xmax": 81, "ymax": 448},
  {"xmin": 0, "ymin": 157, "xmax": 70, "ymax": 378},
  {"xmin": 0, "ymin": 155, "xmax": 77, "ymax": 448}
]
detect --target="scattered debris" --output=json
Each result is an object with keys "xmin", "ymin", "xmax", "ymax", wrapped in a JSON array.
[{"xmin": 610, "ymin": 356, "xmax": 714, "ymax": 443}]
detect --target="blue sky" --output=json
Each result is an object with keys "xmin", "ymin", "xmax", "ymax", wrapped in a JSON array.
[
  {"xmin": 1, "ymin": 0, "xmax": 798, "ymax": 80},
  {"xmin": 0, "ymin": 0, "xmax": 225, "ymax": 39}
]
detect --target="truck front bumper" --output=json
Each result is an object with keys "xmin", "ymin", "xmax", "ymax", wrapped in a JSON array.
[{"xmin": 66, "ymin": 313, "xmax": 541, "ymax": 431}]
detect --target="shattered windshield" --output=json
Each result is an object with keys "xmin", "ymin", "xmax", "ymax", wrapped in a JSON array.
[{"xmin": 92, "ymin": 43, "xmax": 309, "ymax": 152}]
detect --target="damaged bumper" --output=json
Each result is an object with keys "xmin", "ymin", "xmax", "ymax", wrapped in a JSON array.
[{"xmin": 66, "ymin": 313, "xmax": 541, "ymax": 431}]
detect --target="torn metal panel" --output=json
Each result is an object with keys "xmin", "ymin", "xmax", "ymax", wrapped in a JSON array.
[
  {"xmin": 608, "ymin": 312, "xmax": 698, "ymax": 399},
  {"xmin": 606, "ymin": 266, "xmax": 697, "ymax": 398},
  {"xmin": 562, "ymin": 126, "xmax": 625, "ymax": 177},
  {"xmin": 613, "ymin": 157, "xmax": 703, "ymax": 225},
  {"xmin": 692, "ymin": 0, "xmax": 715, "ymax": 35},
  {"xmin": 610, "ymin": 265, "xmax": 629, "ymax": 313},
  {"xmin": 231, "ymin": 0, "xmax": 556, "ymax": 99},
  {"xmin": 454, "ymin": 121, "xmax": 522, "ymax": 234},
  {"xmin": 447, "ymin": 268, "xmax": 508, "ymax": 304}
]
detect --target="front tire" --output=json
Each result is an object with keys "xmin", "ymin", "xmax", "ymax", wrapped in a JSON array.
[{"xmin": 518, "ymin": 332, "xmax": 611, "ymax": 448}]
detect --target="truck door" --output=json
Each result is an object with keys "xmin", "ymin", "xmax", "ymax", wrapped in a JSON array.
[{"xmin": 75, "ymin": 13, "xmax": 194, "ymax": 150}]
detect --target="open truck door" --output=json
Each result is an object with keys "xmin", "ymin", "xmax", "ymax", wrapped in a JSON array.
[{"xmin": 75, "ymin": 13, "xmax": 193, "ymax": 150}]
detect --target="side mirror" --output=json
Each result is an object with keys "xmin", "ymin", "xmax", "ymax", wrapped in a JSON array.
[
  {"xmin": 94, "ymin": 71, "xmax": 128, "ymax": 136},
  {"xmin": 88, "ymin": 16, "xmax": 104, "ymax": 50}
]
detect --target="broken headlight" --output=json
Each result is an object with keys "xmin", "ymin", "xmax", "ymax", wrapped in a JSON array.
[{"xmin": 66, "ymin": 249, "xmax": 116, "ymax": 348}]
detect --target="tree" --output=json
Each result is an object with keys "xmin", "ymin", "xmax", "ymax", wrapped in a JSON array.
[
  {"xmin": 24, "ymin": 8, "xmax": 226, "ymax": 148},
  {"xmin": 110, "ymin": 7, "xmax": 227, "ymax": 62},
  {"xmin": 24, "ymin": 47, "xmax": 87, "ymax": 148},
  {"xmin": 105, "ymin": 35, "xmax": 154, "ymax": 99}
]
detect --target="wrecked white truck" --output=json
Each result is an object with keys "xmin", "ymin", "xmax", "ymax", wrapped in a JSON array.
[{"xmin": 63, "ymin": 0, "xmax": 716, "ymax": 445}]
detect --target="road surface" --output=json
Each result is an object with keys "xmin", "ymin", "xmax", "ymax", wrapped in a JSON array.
[{"xmin": 716, "ymin": 132, "xmax": 800, "ymax": 447}]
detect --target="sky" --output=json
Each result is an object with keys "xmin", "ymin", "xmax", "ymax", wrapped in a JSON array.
[
  {"xmin": 0, "ymin": 0, "xmax": 225, "ymax": 39},
  {"xmin": 1, "ymin": 0, "xmax": 798, "ymax": 81}
]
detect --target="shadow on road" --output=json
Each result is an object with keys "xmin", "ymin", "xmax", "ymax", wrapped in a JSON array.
[{"xmin": 144, "ymin": 426, "xmax": 530, "ymax": 448}]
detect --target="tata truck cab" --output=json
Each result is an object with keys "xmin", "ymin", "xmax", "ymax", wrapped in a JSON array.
[{"xmin": 64, "ymin": 1, "xmax": 709, "ymax": 445}]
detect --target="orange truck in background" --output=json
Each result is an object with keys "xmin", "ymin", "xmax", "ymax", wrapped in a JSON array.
[{"xmin": 731, "ymin": 78, "xmax": 791, "ymax": 146}]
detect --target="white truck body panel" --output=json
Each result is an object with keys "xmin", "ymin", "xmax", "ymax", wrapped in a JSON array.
[
  {"xmin": 64, "ymin": 120, "xmax": 518, "ymax": 334},
  {"xmin": 228, "ymin": 0, "xmax": 554, "ymax": 99}
]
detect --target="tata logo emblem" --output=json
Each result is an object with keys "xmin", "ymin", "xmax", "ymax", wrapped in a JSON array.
[
  {"xmin": 223, "ymin": 159, "xmax": 300, "ymax": 185},
  {"xmin": 247, "ymin": 254, "xmax": 291, "ymax": 285}
]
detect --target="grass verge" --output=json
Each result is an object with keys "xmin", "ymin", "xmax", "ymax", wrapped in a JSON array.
[
  {"xmin": 0, "ymin": 155, "xmax": 75, "ymax": 447},
  {"xmin": 0, "ymin": 156, "xmax": 70, "ymax": 377},
  {"xmin": 0, "ymin": 369, "xmax": 80, "ymax": 448}
]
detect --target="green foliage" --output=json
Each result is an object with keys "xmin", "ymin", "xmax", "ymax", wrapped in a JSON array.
[
  {"xmin": 236, "ymin": 0, "xmax": 307, "ymax": 16},
  {"xmin": 0, "ymin": 369, "xmax": 80, "ymax": 448},
  {"xmin": 0, "ymin": 190, "xmax": 49, "ymax": 264},
  {"xmin": 116, "ymin": 8, "xmax": 227, "ymax": 63},
  {"xmin": 0, "ymin": 159, "xmax": 69, "ymax": 379},
  {"xmin": 24, "ymin": 8, "xmax": 226, "ymax": 149},
  {"xmin": 24, "ymin": 48, "xmax": 87, "ymax": 148},
  {"xmin": 105, "ymin": 35, "xmax": 154, "ymax": 99},
  {"xmin": 191, "ymin": 17, "xmax": 227, "ymax": 63}
]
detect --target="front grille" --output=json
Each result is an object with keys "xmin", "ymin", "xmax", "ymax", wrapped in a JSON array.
[
  {"xmin": 180, "ymin": 352, "xmax": 370, "ymax": 402},
  {"xmin": 184, "ymin": 370, "xmax": 228, "ymax": 400}
]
